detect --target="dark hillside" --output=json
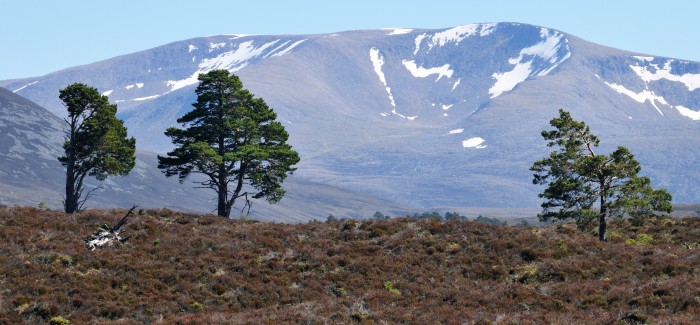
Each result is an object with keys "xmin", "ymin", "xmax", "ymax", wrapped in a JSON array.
[{"xmin": 0, "ymin": 207, "xmax": 698, "ymax": 324}]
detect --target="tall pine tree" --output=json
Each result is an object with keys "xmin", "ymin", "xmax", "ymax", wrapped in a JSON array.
[
  {"xmin": 158, "ymin": 70, "xmax": 300, "ymax": 218},
  {"xmin": 59, "ymin": 83, "xmax": 136, "ymax": 213}
]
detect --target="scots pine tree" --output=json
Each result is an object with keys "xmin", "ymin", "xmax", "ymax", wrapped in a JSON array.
[
  {"xmin": 531, "ymin": 109, "xmax": 672, "ymax": 241},
  {"xmin": 158, "ymin": 70, "xmax": 300, "ymax": 218},
  {"xmin": 59, "ymin": 83, "xmax": 136, "ymax": 213}
]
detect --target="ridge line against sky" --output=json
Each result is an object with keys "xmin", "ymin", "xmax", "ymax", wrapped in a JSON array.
[{"xmin": 1, "ymin": 0, "xmax": 698, "ymax": 80}]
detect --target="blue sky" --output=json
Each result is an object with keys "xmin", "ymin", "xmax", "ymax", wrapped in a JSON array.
[{"xmin": 1, "ymin": 0, "xmax": 698, "ymax": 80}]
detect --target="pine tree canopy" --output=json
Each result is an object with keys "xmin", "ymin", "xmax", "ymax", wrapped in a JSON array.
[{"xmin": 158, "ymin": 69, "xmax": 300, "ymax": 218}]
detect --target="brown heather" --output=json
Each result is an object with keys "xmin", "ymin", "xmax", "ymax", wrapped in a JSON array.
[{"xmin": 0, "ymin": 206, "xmax": 699, "ymax": 324}]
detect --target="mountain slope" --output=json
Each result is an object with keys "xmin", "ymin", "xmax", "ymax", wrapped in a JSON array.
[
  {"xmin": 0, "ymin": 87, "xmax": 416, "ymax": 220},
  {"xmin": 2, "ymin": 22, "xmax": 698, "ymax": 209}
]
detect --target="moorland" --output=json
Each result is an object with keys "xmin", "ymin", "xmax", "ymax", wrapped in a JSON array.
[{"xmin": 0, "ymin": 206, "xmax": 699, "ymax": 324}]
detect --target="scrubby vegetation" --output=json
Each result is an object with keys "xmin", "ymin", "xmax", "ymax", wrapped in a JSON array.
[{"xmin": 0, "ymin": 206, "xmax": 699, "ymax": 324}]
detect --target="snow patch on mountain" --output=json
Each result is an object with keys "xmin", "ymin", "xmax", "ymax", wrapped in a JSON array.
[
  {"xmin": 264, "ymin": 40, "xmax": 291, "ymax": 58},
  {"xmin": 599, "ymin": 56, "xmax": 700, "ymax": 120},
  {"xmin": 165, "ymin": 78, "xmax": 193, "ymax": 93},
  {"xmin": 167, "ymin": 40, "xmax": 279, "ymax": 91},
  {"xmin": 489, "ymin": 28, "xmax": 570, "ymax": 98},
  {"xmin": 402, "ymin": 60, "xmax": 453, "ymax": 82},
  {"xmin": 209, "ymin": 42, "xmax": 226, "ymax": 52},
  {"xmin": 604, "ymin": 81, "xmax": 667, "ymax": 115},
  {"xmin": 199, "ymin": 40, "xmax": 278, "ymax": 72},
  {"xmin": 451, "ymin": 78, "xmax": 461, "ymax": 91},
  {"xmin": 525, "ymin": 29, "xmax": 571, "ymax": 75},
  {"xmin": 133, "ymin": 95, "xmax": 160, "ymax": 101},
  {"xmin": 369, "ymin": 48, "xmax": 416, "ymax": 120},
  {"xmin": 448, "ymin": 128, "xmax": 463, "ymax": 134},
  {"xmin": 413, "ymin": 34, "xmax": 427, "ymax": 55},
  {"xmin": 271, "ymin": 39, "xmax": 306, "ymax": 57},
  {"xmin": 13, "ymin": 81, "xmax": 38, "ymax": 93},
  {"xmin": 226, "ymin": 34, "xmax": 252, "ymax": 39},
  {"xmin": 462, "ymin": 137, "xmax": 487, "ymax": 149},
  {"xmin": 441, "ymin": 104, "xmax": 453, "ymax": 110},
  {"xmin": 188, "ymin": 45, "xmax": 198, "ymax": 53},
  {"xmin": 633, "ymin": 55, "xmax": 654, "ymax": 62},
  {"xmin": 676, "ymin": 105, "xmax": 700, "ymax": 120},
  {"xmin": 490, "ymin": 61, "xmax": 533, "ymax": 98},
  {"xmin": 125, "ymin": 83, "xmax": 144, "ymax": 90},
  {"xmin": 630, "ymin": 58, "xmax": 700, "ymax": 91},
  {"xmin": 385, "ymin": 28, "xmax": 413, "ymax": 35},
  {"xmin": 479, "ymin": 24, "xmax": 497, "ymax": 36},
  {"xmin": 423, "ymin": 23, "xmax": 497, "ymax": 52},
  {"xmin": 369, "ymin": 48, "xmax": 396, "ymax": 110}
]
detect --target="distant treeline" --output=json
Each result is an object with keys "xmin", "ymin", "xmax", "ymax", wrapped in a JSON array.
[{"xmin": 326, "ymin": 211, "xmax": 520, "ymax": 226}]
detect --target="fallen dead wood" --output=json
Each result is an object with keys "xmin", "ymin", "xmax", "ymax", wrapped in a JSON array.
[{"xmin": 84, "ymin": 205, "xmax": 137, "ymax": 250}]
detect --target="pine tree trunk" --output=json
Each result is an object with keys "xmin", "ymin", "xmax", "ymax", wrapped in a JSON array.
[
  {"xmin": 216, "ymin": 123, "xmax": 230, "ymax": 217},
  {"xmin": 598, "ymin": 212, "xmax": 607, "ymax": 242},
  {"xmin": 64, "ymin": 148, "xmax": 78, "ymax": 213},
  {"xmin": 217, "ymin": 181, "xmax": 229, "ymax": 218},
  {"xmin": 64, "ymin": 117, "xmax": 78, "ymax": 214},
  {"xmin": 64, "ymin": 164, "xmax": 76, "ymax": 213},
  {"xmin": 598, "ymin": 186, "xmax": 607, "ymax": 242},
  {"xmin": 217, "ymin": 161, "xmax": 230, "ymax": 218}
]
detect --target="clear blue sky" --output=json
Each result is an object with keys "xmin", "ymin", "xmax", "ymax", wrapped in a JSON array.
[{"xmin": 1, "ymin": 0, "xmax": 698, "ymax": 80}]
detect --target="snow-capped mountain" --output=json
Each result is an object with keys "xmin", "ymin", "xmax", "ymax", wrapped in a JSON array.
[{"xmin": 2, "ymin": 22, "xmax": 698, "ymax": 211}]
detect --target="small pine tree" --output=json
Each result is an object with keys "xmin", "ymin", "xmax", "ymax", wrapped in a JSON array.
[{"xmin": 531, "ymin": 109, "xmax": 672, "ymax": 241}]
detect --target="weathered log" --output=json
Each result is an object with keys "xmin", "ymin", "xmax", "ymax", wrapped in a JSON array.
[{"xmin": 84, "ymin": 205, "xmax": 137, "ymax": 250}]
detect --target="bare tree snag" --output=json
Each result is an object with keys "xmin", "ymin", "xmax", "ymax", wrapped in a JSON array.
[{"xmin": 84, "ymin": 205, "xmax": 137, "ymax": 250}]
